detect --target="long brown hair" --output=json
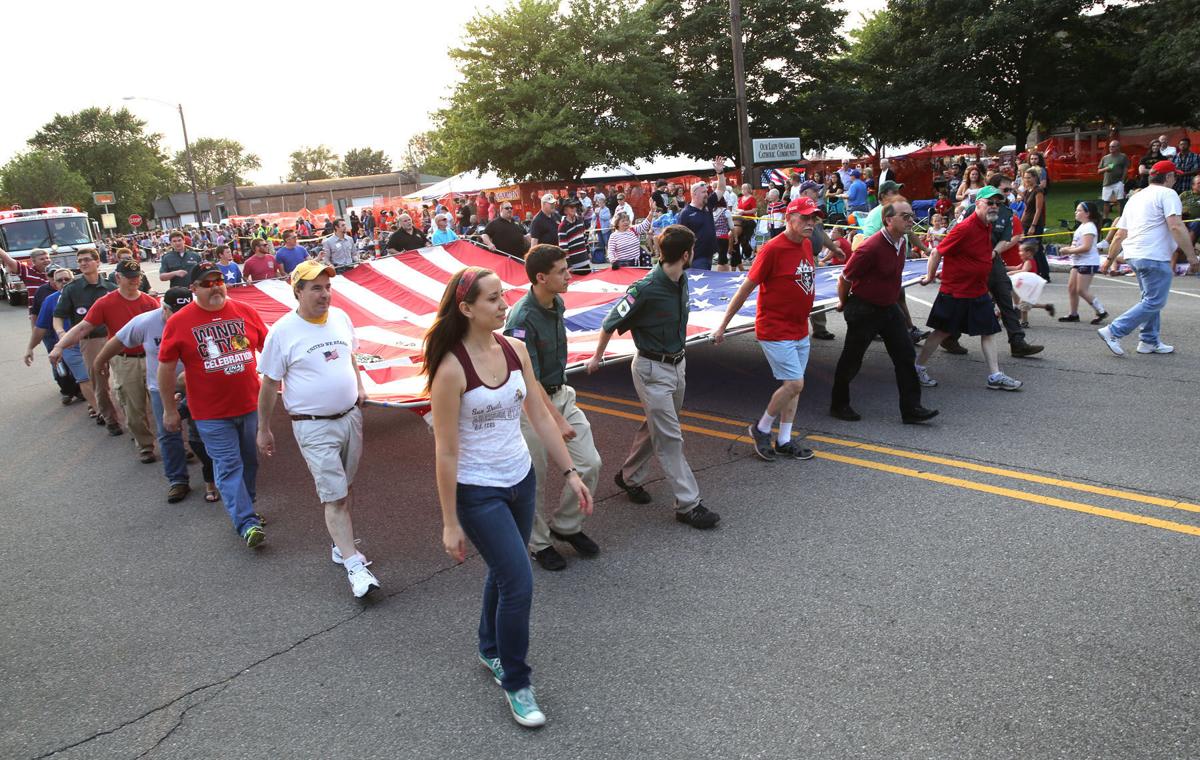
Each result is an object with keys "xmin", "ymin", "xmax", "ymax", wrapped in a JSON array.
[{"xmin": 422, "ymin": 266, "xmax": 494, "ymax": 390}]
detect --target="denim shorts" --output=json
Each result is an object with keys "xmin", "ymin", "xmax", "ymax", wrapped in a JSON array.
[
  {"xmin": 759, "ymin": 337, "xmax": 811, "ymax": 381},
  {"xmin": 61, "ymin": 344, "xmax": 89, "ymax": 382},
  {"xmin": 1072, "ymin": 265, "xmax": 1100, "ymax": 275}
]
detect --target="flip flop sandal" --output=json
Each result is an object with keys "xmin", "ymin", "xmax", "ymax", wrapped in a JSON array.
[{"xmin": 204, "ymin": 489, "xmax": 220, "ymax": 503}]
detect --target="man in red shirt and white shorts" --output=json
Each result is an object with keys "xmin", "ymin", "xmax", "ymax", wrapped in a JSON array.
[
  {"xmin": 914, "ymin": 186, "xmax": 1023, "ymax": 391},
  {"xmin": 713, "ymin": 196, "xmax": 822, "ymax": 462}
]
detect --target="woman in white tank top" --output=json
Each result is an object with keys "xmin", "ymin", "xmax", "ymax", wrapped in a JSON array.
[{"xmin": 424, "ymin": 266, "xmax": 592, "ymax": 728}]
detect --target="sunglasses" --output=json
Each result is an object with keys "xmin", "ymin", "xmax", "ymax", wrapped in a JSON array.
[
  {"xmin": 54, "ymin": 277, "xmax": 73, "ymax": 284},
  {"xmin": 983, "ymin": 200, "xmax": 1000, "ymax": 207},
  {"xmin": 194, "ymin": 277, "xmax": 225, "ymax": 288}
]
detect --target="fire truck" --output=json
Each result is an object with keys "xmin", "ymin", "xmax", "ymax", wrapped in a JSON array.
[{"xmin": 0, "ymin": 207, "xmax": 100, "ymax": 305}]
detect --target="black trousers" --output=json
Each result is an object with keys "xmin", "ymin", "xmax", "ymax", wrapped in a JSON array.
[
  {"xmin": 832, "ymin": 296, "xmax": 922, "ymax": 413},
  {"xmin": 952, "ymin": 255, "xmax": 1025, "ymax": 345}
]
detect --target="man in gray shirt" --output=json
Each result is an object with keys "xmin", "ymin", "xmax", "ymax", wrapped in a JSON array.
[
  {"xmin": 1098, "ymin": 140, "xmax": 1130, "ymax": 218},
  {"xmin": 320, "ymin": 219, "xmax": 357, "ymax": 269}
]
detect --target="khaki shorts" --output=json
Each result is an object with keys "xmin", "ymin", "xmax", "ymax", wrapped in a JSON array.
[
  {"xmin": 291, "ymin": 407, "xmax": 363, "ymax": 503},
  {"xmin": 1101, "ymin": 182, "xmax": 1125, "ymax": 201}
]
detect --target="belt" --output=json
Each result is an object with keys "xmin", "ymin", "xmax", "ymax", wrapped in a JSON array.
[
  {"xmin": 290, "ymin": 407, "xmax": 355, "ymax": 422},
  {"xmin": 638, "ymin": 350, "xmax": 685, "ymax": 365},
  {"xmin": 542, "ymin": 384, "xmax": 563, "ymax": 395}
]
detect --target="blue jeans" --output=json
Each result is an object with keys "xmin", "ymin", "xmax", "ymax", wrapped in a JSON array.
[
  {"xmin": 592, "ymin": 229, "xmax": 610, "ymax": 264},
  {"xmin": 1109, "ymin": 258, "xmax": 1172, "ymax": 344},
  {"xmin": 149, "ymin": 389, "xmax": 188, "ymax": 486},
  {"xmin": 456, "ymin": 466, "xmax": 537, "ymax": 692},
  {"xmin": 194, "ymin": 413, "xmax": 259, "ymax": 535}
]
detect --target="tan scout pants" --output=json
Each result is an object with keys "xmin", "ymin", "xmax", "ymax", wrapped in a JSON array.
[
  {"xmin": 621, "ymin": 356, "xmax": 701, "ymax": 513},
  {"xmin": 81, "ymin": 337, "xmax": 117, "ymax": 423},
  {"xmin": 521, "ymin": 385, "xmax": 602, "ymax": 553},
  {"xmin": 109, "ymin": 354, "xmax": 155, "ymax": 452}
]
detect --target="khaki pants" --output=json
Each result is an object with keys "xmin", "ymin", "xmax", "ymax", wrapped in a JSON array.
[
  {"xmin": 521, "ymin": 386, "xmax": 602, "ymax": 552},
  {"xmin": 81, "ymin": 337, "xmax": 117, "ymax": 423},
  {"xmin": 622, "ymin": 356, "xmax": 701, "ymax": 513},
  {"xmin": 109, "ymin": 354, "xmax": 155, "ymax": 452}
]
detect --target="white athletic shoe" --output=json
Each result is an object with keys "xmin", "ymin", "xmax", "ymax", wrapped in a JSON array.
[
  {"xmin": 347, "ymin": 563, "xmax": 380, "ymax": 598},
  {"xmin": 1136, "ymin": 341, "xmax": 1174, "ymax": 354},
  {"xmin": 331, "ymin": 540, "xmax": 368, "ymax": 565},
  {"xmin": 915, "ymin": 364, "xmax": 938, "ymax": 387},
  {"xmin": 1097, "ymin": 326, "xmax": 1124, "ymax": 356}
]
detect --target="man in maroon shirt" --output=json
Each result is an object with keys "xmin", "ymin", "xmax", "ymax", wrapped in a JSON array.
[
  {"xmin": 0, "ymin": 246, "xmax": 51, "ymax": 321},
  {"xmin": 831, "ymin": 201, "xmax": 938, "ymax": 424},
  {"xmin": 915, "ymin": 187, "xmax": 1023, "ymax": 391},
  {"xmin": 51, "ymin": 259, "xmax": 161, "ymax": 460}
]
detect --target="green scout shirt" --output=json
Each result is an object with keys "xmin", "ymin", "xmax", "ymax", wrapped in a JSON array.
[
  {"xmin": 504, "ymin": 292, "xmax": 567, "ymax": 388},
  {"xmin": 54, "ymin": 275, "xmax": 117, "ymax": 338},
  {"xmin": 159, "ymin": 250, "xmax": 202, "ymax": 288},
  {"xmin": 601, "ymin": 264, "xmax": 688, "ymax": 355}
]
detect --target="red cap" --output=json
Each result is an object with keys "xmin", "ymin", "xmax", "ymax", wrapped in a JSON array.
[
  {"xmin": 1150, "ymin": 160, "xmax": 1177, "ymax": 175},
  {"xmin": 785, "ymin": 196, "xmax": 826, "ymax": 217}
]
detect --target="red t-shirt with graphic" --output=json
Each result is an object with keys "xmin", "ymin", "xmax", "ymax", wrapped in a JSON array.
[
  {"xmin": 241, "ymin": 254, "xmax": 279, "ymax": 282},
  {"xmin": 84, "ymin": 290, "xmax": 160, "ymax": 356},
  {"xmin": 158, "ymin": 299, "xmax": 268, "ymax": 420},
  {"xmin": 747, "ymin": 232, "xmax": 816, "ymax": 341}
]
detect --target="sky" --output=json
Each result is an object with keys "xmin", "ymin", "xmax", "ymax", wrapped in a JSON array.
[{"xmin": 3, "ymin": 0, "xmax": 882, "ymax": 187}]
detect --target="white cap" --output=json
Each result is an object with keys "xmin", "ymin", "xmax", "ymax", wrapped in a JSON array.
[{"xmin": 541, "ymin": 193, "xmax": 557, "ymax": 204}]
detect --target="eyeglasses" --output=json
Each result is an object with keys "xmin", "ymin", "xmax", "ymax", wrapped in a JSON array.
[
  {"xmin": 983, "ymin": 200, "xmax": 1000, "ymax": 207},
  {"xmin": 899, "ymin": 212, "xmax": 915, "ymax": 220},
  {"xmin": 54, "ymin": 277, "xmax": 73, "ymax": 284},
  {"xmin": 194, "ymin": 277, "xmax": 225, "ymax": 288}
]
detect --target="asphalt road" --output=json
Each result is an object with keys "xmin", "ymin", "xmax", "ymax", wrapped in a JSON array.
[{"xmin": 3, "ymin": 271, "xmax": 1200, "ymax": 759}]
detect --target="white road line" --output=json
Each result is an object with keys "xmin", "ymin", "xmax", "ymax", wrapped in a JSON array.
[{"xmin": 1089, "ymin": 277, "xmax": 1200, "ymax": 299}]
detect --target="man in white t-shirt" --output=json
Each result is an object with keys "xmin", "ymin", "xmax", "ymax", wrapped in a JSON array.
[
  {"xmin": 256, "ymin": 260, "xmax": 378, "ymax": 598},
  {"xmin": 1099, "ymin": 160, "xmax": 1199, "ymax": 356},
  {"xmin": 96, "ymin": 286, "xmax": 194, "ymax": 503}
]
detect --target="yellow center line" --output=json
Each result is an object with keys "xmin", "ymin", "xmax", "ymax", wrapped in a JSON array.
[
  {"xmin": 577, "ymin": 389, "xmax": 1200, "ymax": 516},
  {"xmin": 576, "ymin": 393, "xmax": 1200, "ymax": 538}
]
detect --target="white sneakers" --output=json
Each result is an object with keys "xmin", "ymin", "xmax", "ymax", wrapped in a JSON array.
[
  {"xmin": 1097, "ymin": 327, "xmax": 1125, "ymax": 356},
  {"xmin": 331, "ymin": 541, "xmax": 380, "ymax": 598},
  {"xmin": 346, "ymin": 563, "xmax": 380, "ymax": 598},
  {"xmin": 1137, "ymin": 341, "xmax": 1174, "ymax": 354}
]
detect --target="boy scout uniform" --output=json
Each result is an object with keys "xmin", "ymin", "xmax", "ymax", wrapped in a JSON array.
[
  {"xmin": 601, "ymin": 265, "xmax": 701, "ymax": 514},
  {"xmin": 55, "ymin": 275, "xmax": 119, "ymax": 422},
  {"xmin": 505, "ymin": 292, "xmax": 602, "ymax": 553}
]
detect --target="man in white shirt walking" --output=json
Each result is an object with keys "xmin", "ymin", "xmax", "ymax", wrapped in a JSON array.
[
  {"xmin": 256, "ymin": 260, "xmax": 378, "ymax": 597},
  {"xmin": 1099, "ymin": 160, "xmax": 1198, "ymax": 356}
]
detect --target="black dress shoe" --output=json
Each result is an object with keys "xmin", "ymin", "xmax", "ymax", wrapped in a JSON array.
[
  {"xmin": 532, "ymin": 546, "xmax": 567, "ymax": 571},
  {"xmin": 901, "ymin": 407, "xmax": 939, "ymax": 424},
  {"xmin": 550, "ymin": 528, "xmax": 600, "ymax": 557},
  {"xmin": 614, "ymin": 472, "xmax": 652, "ymax": 504},
  {"xmin": 676, "ymin": 503, "xmax": 720, "ymax": 529},
  {"xmin": 940, "ymin": 338, "xmax": 968, "ymax": 355},
  {"xmin": 811, "ymin": 330, "xmax": 836, "ymax": 341},
  {"xmin": 1010, "ymin": 341, "xmax": 1044, "ymax": 357},
  {"xmin": 830, "ymin": 405, "xmax": 861, "ymax": 421}
]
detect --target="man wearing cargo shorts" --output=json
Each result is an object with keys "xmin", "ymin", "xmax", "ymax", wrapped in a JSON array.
[
  {"xmin": 586, "ymin": 225, "xmax": 720, "ymax": 530},
  {"xmin": 505, "ymin": 244, "xmax": 603, "ymax": 571},
  {"xmin": 256, "ymin": 260, "xmax": 379, "ymax": 598}
]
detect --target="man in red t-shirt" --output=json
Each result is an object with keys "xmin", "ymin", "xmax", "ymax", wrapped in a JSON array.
[
  {"xmin": 714, "ymin": 196, "xmax": 821, "ymax": 462},
  {"xmin": 241, "ymin": 239, "xmax": 283, "ymax": 282},
  {"xmin": 50, "ymin": 259, "xmax": 160, "ymax": 459},
  {"xmin": 158, "ymin": 261, "xmax": 270, "ymax": 547},
  {"xmin": 0, "ymin": 246, "xmax": 51, "ymax": 321},
  {"xmin": 915, "ymin": 187, "xmax": 1023, "ymax": 391}
]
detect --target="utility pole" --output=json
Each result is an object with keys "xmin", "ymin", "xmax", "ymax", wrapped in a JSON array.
[
  {"xmin": 729, "ymin": 0, "xmax": 754, "ymax": 184},
  {"xmin": 177, "ymin": 104, "xmax": 203, "ymax": 234}
]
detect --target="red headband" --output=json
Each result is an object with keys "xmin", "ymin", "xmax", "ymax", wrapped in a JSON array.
[{"xmin": 455, "ymin": 269, "xmax": 480, "ymax": 303}]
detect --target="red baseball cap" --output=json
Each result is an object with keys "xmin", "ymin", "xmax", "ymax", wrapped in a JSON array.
[
  {"xmin": 1150, "ymin": 160, "xmax": 1177, "ymax": 175},
  {"xmin": 786, "ymin": 196, "xmax": 826, "ymax": 217}
]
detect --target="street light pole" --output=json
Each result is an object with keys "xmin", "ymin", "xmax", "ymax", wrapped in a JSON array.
[
  {"xmin": 177, "ymin": 104, "xmax": 204, "ymax": 235},
  {"xmin": 729, "ymin": 0, "xmax": 754, "ymax": 184},
  {"xmin": 123, "ymin": 96, "xmax": 203, "ymax": 234}
]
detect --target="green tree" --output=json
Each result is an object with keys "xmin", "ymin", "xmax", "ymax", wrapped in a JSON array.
[
  {"xmin": 878, "ymin": 0, "xmax": 1102, "ymax": 148},
  {"xmin": 650, "ymin": 0, "xmax": 848, "ymax": 163},
  {"xmin": 173, "ymin": 137, "xmax": 261, "ymax": 189},
  {"xmin": 401, "ymin": 131, "xmax": 455, "ymax": 177},
  {"xmin": 0, "ymin": 151, "xmax": 91, "ymax": 209},
  {"xmin": 341, "ymin": 147, "xmax": 392, "ymax": 177},
  {"xmin": 1101, "ymin": 0, "xmax": 1200, "ymax": 128},
  {"xmin": 287, "ymin": 145, "xmax": 341, "ymax": 181},
  {"xmin": 432, "ymin": 0, "xmax": 683, "ymax": 181},
  {"xmin": 28, "ymin": 106, "xmax": 174, "ymax": 224}
]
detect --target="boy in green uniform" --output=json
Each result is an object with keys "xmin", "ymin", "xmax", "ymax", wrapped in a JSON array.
[
  {"xmin": 504, "ymin": 245, "xmax": 603, "ymax": 571},
  {"xmin": 586, "ymin": 225, "xmax": 720, "ymax": 530}
]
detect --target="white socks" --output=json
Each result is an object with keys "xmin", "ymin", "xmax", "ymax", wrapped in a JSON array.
[
  {"xmin": 757, "ymin": 413, "xmax": 774, "ymax": 434},
  {"xmin": 777, "ymin": 423, "xmax": 792, "ymax": 445},
  {"xmin": 1092, "ymin": 297, "xmax": 1104, "ymax": 313}
]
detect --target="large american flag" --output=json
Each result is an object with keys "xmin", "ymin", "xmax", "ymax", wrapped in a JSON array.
[{"xmin": 226, "ymin": 240, "xmax": 928, "ymax": 408}]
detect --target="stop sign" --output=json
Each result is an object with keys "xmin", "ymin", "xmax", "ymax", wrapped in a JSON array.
[{"xmin": 128, "ymin": 214, "xmax": 143, "ymax": 228}]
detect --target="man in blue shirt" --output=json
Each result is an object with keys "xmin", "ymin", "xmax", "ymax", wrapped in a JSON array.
[
  {"xmin": 24, "ymin": 268, "xmax": 86, "ymax": 404},
  {"xmin": 846, "ymin": 170, "xmax": 869, "ymax": 213},
  {"xmin": 274, "ymin": 230, "xmax": 310, "ymax": 274}
]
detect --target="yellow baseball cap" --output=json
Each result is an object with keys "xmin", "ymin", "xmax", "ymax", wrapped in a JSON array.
[{"xmin": 290, "ymin": 259, "xmax": 336, "ymax": 287}]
